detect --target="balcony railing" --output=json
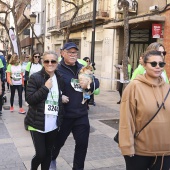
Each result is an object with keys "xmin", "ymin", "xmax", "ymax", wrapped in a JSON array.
[
  {"xmin": 60, "ymin": 0, "xmax": 110, "ymax": 28},
  {"xmin": 60, "ymin": 10, "xmax": 109, "ymax": 28},
  {"xmin": 47, "ymin": 16, "xmax": 60, "ymax": 32}
]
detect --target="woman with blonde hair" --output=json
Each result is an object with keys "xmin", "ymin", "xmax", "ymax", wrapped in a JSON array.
[{"xmin": 6, "ymin": 53, "xmax": 26, "ymax": 114}]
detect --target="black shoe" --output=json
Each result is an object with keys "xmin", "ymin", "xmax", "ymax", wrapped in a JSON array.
[
  {"xmin": 88, "ymin": 101, "xmax": 96, "ymax": 106},
  {"xmin": 117, "ymin": 101, "xmax": 121, "ymax": 104}
]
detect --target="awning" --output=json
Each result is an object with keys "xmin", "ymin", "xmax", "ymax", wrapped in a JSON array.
[{"xmin": 103, "ymin": 15, "xmax": 165, "ymax": 29}]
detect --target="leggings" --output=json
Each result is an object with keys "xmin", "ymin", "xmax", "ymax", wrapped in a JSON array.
[
  {"xmin": 10, "ymin": 85, "xmax": 22, "ymax": 108},
  {"xmin": 124, "ymin": 155, "xmax": 170, "ymax": 170},
  {"xmin": 23, "ymin": 80, "xmax": 27, "ymax": 101},
  {"xmin": 30, "ymin": 129, "xmax": 58, "ymax": 170},
  {"xmin": 0, "ymin": 82, "xmax": 5, "ymax": 111}
]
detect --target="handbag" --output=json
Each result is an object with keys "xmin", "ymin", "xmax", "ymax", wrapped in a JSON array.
[{"xmin": 114, "ymin": 88, "xmax": 170, "ymax": 144}]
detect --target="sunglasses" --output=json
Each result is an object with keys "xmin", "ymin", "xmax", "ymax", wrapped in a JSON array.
[
  {"xmin": 34, "ymin": 55, "xmax": 40, "ymax": 58},
  {"xmin": 43, "ymin": 60, "xmax": 57, "ymax": 64},
  {"xmin": 160, "ymin": 51, "xmax": 166, "ymax": 56},
  {"xmin": 146, "ymin": 61, "xmax": 166, "ymax": 68}
]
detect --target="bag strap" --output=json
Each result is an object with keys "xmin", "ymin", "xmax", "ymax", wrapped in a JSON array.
[{"xmin": 135, "ymin": 88, "xmax": 170, "ymax": 138}]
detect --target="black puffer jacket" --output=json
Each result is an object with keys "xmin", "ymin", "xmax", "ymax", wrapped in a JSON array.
[{"xmin": 24, "ymin": 67, "xmax": 64, "ymax": 131}]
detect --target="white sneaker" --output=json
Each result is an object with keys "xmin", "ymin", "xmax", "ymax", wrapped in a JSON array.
[
  {"xmin": 49, "ymin": 160, "xmax": 57, "ymax": 170},
  {"xmin": 25, "ymin": 101, "xmax": 29, "ymax": 106}
]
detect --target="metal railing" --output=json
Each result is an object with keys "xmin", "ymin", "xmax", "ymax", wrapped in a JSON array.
[
  {"xmin": 60, "ymin": 0, "xmax": 110, "ymax": 28},
  {"xmin": 47, "ymin": 16, "xmax": 60, "ymax": 31}
]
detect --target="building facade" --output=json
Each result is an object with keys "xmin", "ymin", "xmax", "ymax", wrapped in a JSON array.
[
  {"xmin": 17, "ymin": 0, "xmax": 45, "ymax": 56},
  {"xmin": 104, "ymin": 0, "xmax": 170, "ymax": 88},
  {"xmin": 45, "ymin": 0, "xmax": 117, "ymax": 90},
  {"xmin": 44, "ymin": 0, "xmax": 170, "ymax": 90}
]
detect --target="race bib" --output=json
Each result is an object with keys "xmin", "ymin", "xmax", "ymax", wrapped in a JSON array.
[
  {"xmin": 45, "ymin": 100, "xmax": 59, "ymax": 116},
  {"xmin": 12, "ymin": 72, "xmax": 21, "ymax": 81},
  {"xmin": 71, "ymin": 78, "xmax": 83, "ymax": 92}
]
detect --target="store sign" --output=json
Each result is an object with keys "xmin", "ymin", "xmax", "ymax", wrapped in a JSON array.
[{"xmin": 152, "ymin": 24, "xmax": 162, "ymax": 38}]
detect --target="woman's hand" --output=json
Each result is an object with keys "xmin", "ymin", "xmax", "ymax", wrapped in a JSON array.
[
  {"xmin": 45, "ymin": 78, "xmax": 53, "ymax": 89},
  {"xmin": 62, "ymin": 95, "xmax": 69, "ymax": 103}
]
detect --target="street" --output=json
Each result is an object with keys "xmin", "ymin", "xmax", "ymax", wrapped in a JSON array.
[{"xmin": 0, "ymin": 89, "xmax": 125, "ymax": 170}]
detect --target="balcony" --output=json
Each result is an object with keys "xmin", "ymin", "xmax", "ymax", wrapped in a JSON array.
[
  {"xmin": 60, "ymin": 0, "xmax": 110, "ymax": 29},
  {"xmin": 47, "ymin": 16, "xmax": 60, "ymax": 33}
]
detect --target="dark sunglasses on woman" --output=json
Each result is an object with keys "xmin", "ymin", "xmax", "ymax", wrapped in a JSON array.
[
  {"xmin": 43, "ymin": 60, "xmax": 57, "ymax": 64},
  {"xmin": 34, "ymin": 55, "xmax": 40, "ymax": 58},
  {"xmin": 146, "ymin": 61, "xmax": 166, "ymax": 68}
]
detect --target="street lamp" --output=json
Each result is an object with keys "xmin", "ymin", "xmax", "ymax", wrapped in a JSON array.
[
  {"xmin": 29, "ymin": 12, "xmax": 37, "ymax": 55},
  {"xmin": 5, "ymin": 39, "xmax": 9, "ymax": 55},
  {"xmin": 91, "ymin": 0, "xmax": 97, "ymax": 65}
]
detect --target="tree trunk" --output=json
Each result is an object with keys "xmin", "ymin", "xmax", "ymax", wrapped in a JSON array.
[
  {"xmin": 12, "ymin": 10, "xmax": 22, "ymax": 57},
  {"xmin": 122, "ymin": 1, "xmax": 129, "ymax": 89}
]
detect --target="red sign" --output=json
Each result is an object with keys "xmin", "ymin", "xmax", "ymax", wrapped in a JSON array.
[{"xmin": 152, "ymin": 24, "xmax": 162, "ymax": 38}]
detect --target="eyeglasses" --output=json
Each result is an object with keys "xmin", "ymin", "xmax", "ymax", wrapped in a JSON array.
[
  {"xmin": 160, "ymin": 51, "xmax": 166, "ymax": 56},
  {"xmin": 65, "ymin": 51, "xmax": 78, "ymax": 56},
  {"xmin": 34, "ymin": 55, "xmax": 40, "ymax": 58},
  {"xmin": 145, "ymin": 61, "xmax": 166, "ymax": 68},
  {"xmin": 43, "ymin": 60, "xmax": 57, "ymax": 64}
]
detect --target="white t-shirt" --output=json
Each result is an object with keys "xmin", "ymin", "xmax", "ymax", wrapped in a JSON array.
[
  {"xmin": 44, "ymin": 75, "xmax": 59, "ymax": 133},
  {"xmin": 29, "ymin": 63, "xmax": 42, "ymax": 76},
  {"xmin": 11, "ymin": 65, "xmax": 22, "ymax": 85}
]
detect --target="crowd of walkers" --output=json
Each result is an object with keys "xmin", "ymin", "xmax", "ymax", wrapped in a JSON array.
[{"xmin": 1, "ymin": 41, "xmax": 170, "ymax": 170}]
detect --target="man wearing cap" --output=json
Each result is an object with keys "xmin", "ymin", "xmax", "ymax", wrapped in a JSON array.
[{"xmin": 50, "ymin": 42, "xmax": 99, "ymax": 170}]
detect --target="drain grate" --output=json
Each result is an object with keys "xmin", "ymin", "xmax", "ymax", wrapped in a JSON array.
[{"xmin": 100, "ymin": 119, "xmax": 119, "ymax": 130}]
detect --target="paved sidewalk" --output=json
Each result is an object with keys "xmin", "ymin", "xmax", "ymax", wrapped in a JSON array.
[{"xmin": 0, "ymin": 89, "xmax": 125, "ymax": 170}]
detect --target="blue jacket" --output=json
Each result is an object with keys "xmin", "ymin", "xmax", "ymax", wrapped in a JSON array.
[
  {"xmin": 58, "ymin": 59, "xmax": 99, "ymax": 118},
  {"xmin": 0, "ymin": 55, "xmax": 6, "ymax": 81}
]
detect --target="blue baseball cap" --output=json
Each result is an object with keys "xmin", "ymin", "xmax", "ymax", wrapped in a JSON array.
[{"xmin": 62, "ymin": 42, "xmax": 79, "ymax": 50}]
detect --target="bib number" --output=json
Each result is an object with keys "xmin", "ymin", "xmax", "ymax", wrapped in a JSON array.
[
  {"xmin": 47, "ymin": 105, "xmax": 59, "ymax": 112},
  {"xmin": 12, "ymin": 73, "xmax": 21, "ymax": 81},
  {"xmin": 45, "ymin": 100, "xmax": 58, "ymax": 116},
  {"xmin": 71, "ymin": 78, "xmax": 83, "ymax": 92}
]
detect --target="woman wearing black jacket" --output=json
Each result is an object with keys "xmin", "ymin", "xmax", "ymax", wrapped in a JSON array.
[{"xmin": 24, "ymin": 51, "xmax": 65, "ymax": 170}]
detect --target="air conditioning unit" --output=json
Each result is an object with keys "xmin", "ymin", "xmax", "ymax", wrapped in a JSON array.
[{"xmin": 149, "ymin": 5, "xmax": 159, "ymax": 12}]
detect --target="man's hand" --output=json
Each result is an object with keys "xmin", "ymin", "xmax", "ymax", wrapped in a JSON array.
[
  {"xmin": 79, "ymin": 78, "xmax": 89, "ymax": 89},
  {"xmin": 45, "ymin": 78, "xmax": 53, "ymax": 89},
  {"xmin": 62, "ymin": 95, "xmax": 69, "ymax": 103}
]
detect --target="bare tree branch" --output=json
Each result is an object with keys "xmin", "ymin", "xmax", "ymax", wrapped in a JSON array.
[{"xmin": 62, "ymin": 0, "xmax": 84, "ymax": 42}]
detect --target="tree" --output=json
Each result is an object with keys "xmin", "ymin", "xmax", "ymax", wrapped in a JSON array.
[
  {"xmin": 62, "ymin": 0, "xmax": 84, "ymax": 42},
  {"xmin": 117, "ymin": 0, "xmax": 129, "ymax": 88},
  {"xmin": 0, "ymin": 0, "xmax": 43, "ymax": 57}
]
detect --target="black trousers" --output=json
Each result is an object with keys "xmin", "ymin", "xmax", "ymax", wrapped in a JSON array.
[
  {"xmin": 0, "ymin": 81, "xmax": 5, "ymax": 111},
  {"xmin": 124, "ymin": 155, "xmax": 170, "ymax": 170},
  {"xmin": 30, "ymin": 129, "xmax": 58, "ymax": 170},
  {"xmin": 52, "ymin": 115, "xmax": 90, "ymax": 170},
  {"xmin": 10, "ymin": 85, "xmax": 22, "ymax": 108}
]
